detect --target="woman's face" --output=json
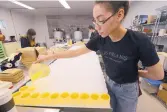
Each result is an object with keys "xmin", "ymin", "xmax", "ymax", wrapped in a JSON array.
[{"xmin": 93, "ymin": 4, "xmax": 124, "ymax": 38}]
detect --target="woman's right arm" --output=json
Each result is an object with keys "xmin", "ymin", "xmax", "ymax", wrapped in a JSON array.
[
  {"xmin": 35, "ymin": 46, "xmax": 91, "ymax": 63},
  {"xmin": 36, "ymin": 35, "xmax": 101, "ymax": 63}
]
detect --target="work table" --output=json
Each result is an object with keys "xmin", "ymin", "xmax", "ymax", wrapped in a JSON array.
[{"xmin": 13, "ymin": 44, "xmax": 112, "ymax": 112}]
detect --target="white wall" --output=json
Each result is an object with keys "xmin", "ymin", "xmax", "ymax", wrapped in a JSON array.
[
  {"xmin": 34, "ymin": 15, "xmax": 50, "ymax": 46},
  {"xmin": 11, "ymin": 11, "xmax": 35, "ymax": 38},
  {"xmin": 0, "ymin": 8, "xmax": 35, "ymax": 41},
  {"xmin": 0, "ymin": 8, "xmax": 15, "ymax": 40},
  {"xmin": 123, "ymin": 1, "xmax": 167, "ymax": 28}
]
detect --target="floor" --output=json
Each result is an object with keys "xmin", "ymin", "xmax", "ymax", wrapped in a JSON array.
[{"xmin": 137, "ymin": 90, "xmax": 167, "ymax": 112}]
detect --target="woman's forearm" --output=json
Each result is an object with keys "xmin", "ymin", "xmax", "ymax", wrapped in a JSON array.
[
  {"xmin": 36, "ymin": 46, "xmax": 91, "ymax": 63},
  {"xmin": 138, "ymin": 70, "xmax": 158, "ymax": 80},
  {"xmin": 47, "ymin": 50, "xmax": 81, "ymax": 59},
  {"xmin": 138, "ymin": 69, "xmax": 164, "ymax": 80}
]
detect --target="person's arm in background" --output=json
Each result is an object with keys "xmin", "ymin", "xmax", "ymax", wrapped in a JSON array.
[{"xmin": 138, "ymin": 35, "xmax": 164, "ymax": 80}]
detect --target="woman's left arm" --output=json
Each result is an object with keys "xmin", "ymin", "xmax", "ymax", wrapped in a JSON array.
[
  {"xmin": 138, "ymin": 61, "xmax": 164, "ymax": 80},
  {"xmin": 138, "ymin": 34, "xmax": 164, "ymax": 80}
]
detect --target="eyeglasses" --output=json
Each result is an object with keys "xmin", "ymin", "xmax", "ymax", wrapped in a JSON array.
[{"xmin": 93, "ymin": 12, "xmax": 117, "ymax": 26}]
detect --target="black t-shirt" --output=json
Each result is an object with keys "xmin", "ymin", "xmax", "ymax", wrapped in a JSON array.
[
  {"xmin": 90, "ymin": 31, "xmax": 99, "ymax": 40},
  {"xmin": 20, "ymin": 37, "xmax": 31, "ymax": 48},
  {"xmin": 86, "ymin": 29, "xmax": 159, "ymax": 84}
]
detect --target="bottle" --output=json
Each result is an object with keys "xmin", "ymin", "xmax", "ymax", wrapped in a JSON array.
[{"xmin": 67, "ymin": 38, "xmax": 72, "ymax": 46}]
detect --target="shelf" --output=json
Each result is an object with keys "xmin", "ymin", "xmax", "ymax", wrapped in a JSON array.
[
  {"xmin": 154, "ymin": 36, "xmax": 167, "ymax": 38},
  {"xmin": 141, "ymin": 23, "xmax": 155, "ymax": 26},
  {"xmin": 159, "ymin": 22, "xmax": 167, "ymax": 25},
  {"xmin": 141, "ymin": 22, "xmax": 167, "ymax": 26},
  {"xmin": 156, "ymin": 6, "xmax": 167, "ymax": 12}
]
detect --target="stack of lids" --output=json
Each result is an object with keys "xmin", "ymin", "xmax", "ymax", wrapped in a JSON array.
[
  {"xmin": 18, "ymin": 47, "xmax": 47, "ymax": 68},
  {"xmin": 0, "ymin": 69, "xmax": 24, "ymax": 83}
]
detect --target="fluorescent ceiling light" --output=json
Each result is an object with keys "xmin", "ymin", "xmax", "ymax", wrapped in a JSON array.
[
  {"xmin": 58, "ymin": 0, "xmax": 71, "ymax": 9},
  {"xmin": 8, "ymin": 0, "xmax": 35, "ymax": 10},
  {"xmin": 44, "ymin": 109, "xmax": 60, "ymax": 112}
]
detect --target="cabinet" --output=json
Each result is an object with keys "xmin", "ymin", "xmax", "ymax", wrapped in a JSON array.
[{"xmin": 3, "ymin": 42, "xmax": 21, "ymax": 57}]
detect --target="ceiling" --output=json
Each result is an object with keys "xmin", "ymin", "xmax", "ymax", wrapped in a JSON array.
[{"xmin": 0, "ymin": 1, "xmax": 94, "ymax": 16}]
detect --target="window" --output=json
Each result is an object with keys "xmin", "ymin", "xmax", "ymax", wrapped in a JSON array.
[{"xmin": 0, "ymin": 20, "xmax": 7, "ymax": 29}]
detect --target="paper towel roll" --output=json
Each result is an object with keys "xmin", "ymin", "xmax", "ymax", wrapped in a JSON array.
[
  {"xmin": 54, "ymin": 31, "xmax": 63, "ymax": 40},
  {"xmin": 74, "ymin": 31, "xmax": 83, "ymax": 41}
]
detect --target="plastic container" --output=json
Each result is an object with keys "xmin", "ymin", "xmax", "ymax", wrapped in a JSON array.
[
  {"xmin": 29, "ymin": 63, "xmax": 50, "ymax": 81},
  {"xmin": 0, "ymin": 89, "xmax": 18, "ymax": 112},
  {"xmin": 144, "ymin": 78, "xmax": 162, "ymax": 87}
]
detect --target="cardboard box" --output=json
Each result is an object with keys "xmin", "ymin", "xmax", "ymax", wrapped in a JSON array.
[
  {"xmin": 18, "ymin": 47, "xmax": 47, "ymax": 68},
  {"xmin": 157, "ymin": 83, "xmax": 167, "ymax": 104}
]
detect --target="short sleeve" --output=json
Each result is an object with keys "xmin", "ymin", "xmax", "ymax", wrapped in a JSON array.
[
  {"xmin": 138, "ymin": 35, "xmax": 159, "ymax": 67},
  {"xmin": 86, "ymin": 36, "xmax": 100, "ymax": 52}
]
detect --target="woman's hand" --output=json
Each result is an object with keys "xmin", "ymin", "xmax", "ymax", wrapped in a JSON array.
[
  {"xmin": 138, "ymin": 70, "xmax": 148, "ymax": 77},
  {"xmin": 35, "ymin": 55, "xmax": 49, "ymax": 63}
]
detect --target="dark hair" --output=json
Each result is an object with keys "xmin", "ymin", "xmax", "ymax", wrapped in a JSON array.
[
  {"xmin": 76, "ymin": 27, "xmax": 80, "ymax": 31},
  {"xmin": 27, "ymin": 28, "xmax": 36, "ymax": 36},
  {"xmin": 95, "ymin": 1, "xmax": 129, "ymax": 18},
  {"xmin": 88, "ymin": 25, "xmax": 95, "ymax": 30}
]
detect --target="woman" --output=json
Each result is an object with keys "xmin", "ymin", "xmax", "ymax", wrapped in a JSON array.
[
  {"xmin": 20, "ymin": 28, "xmax": 36, "ymax": 48},
  {"xmin": 36, "ymin": 1, "xmax": 164, "ymax": 112}
]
